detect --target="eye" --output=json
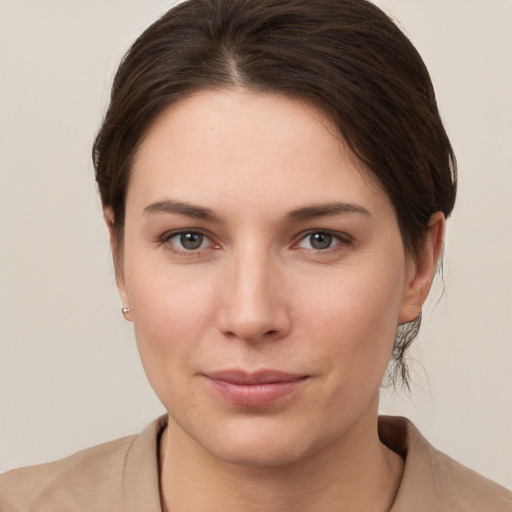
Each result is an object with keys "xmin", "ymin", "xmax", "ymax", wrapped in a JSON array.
[
  {"xmin": 296, "ymin": 231, "xmax": 347, "ymax": 251},
  {"xmin": 166, "ymin": 231, "xmax": 211, "ymax": 251}
]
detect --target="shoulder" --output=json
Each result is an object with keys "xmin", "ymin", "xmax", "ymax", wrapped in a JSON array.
[
  {"xmin": 0, "ymin": 434, "xmax": 136, "ymax": 511},
  {"xmin": 379, "ymin": 416, "xmax": 512, "ymax": 512},
  {"xmin": 0, "ymin": 415, "xmax": 166, "ymax": 512},
  {"xmin": 432, "ymin": 450, "xmax": 512, "ymax": 511}
]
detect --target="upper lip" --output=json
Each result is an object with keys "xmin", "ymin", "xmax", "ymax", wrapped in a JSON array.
[{"xmin": 204, "ymin": 369, "xmax": 307, "ymax": 385}]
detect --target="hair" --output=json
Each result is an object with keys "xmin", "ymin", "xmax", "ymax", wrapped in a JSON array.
[{"xmin": 92, "ymin": 0, "xmax": 457, "ymax": 387}]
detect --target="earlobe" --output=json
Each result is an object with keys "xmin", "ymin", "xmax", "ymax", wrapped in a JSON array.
[{"xmin": 398, "ymin": 212, "xmax": 445, "ymax": 324}]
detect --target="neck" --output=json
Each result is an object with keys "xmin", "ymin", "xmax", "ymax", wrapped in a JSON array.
[{"xmin": 159, "ymin": 403, "xmax": 403, "ymax": 512}]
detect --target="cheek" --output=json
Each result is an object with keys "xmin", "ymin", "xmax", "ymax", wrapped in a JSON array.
[
  {"xmin": 295, "ymin": 257, "xmax": 406, "ymax": 376},
  {"xmin": 124, "ymin": 261, "xmax": 218, "ymax": 380},
  {"xmin": 301, "ymin": 261, "xmax": 405, "ymax": 335}
]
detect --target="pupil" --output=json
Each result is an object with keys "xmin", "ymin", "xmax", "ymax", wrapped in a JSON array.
[
  {"xmin": 180, "ymin": 232, "xmax": 203, "ymax": 250},
  {"xmin": 310, "ymin": 232, "xmax": 332, "ymax": 250}
]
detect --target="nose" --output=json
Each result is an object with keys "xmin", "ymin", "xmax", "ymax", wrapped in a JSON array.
[{"xmin": 216, "ymin": 247, "xmax": 291, "ymax": 344}]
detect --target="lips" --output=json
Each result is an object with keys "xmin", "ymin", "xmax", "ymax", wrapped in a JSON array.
[{"xmin": 203, "ymin": 370, "xmax": 308, "ymax": 407}]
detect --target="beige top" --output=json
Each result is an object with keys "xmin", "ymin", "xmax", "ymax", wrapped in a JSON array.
[{"xmin": 0, "ymin": 415, "xmax": 510, "ymax": 511}]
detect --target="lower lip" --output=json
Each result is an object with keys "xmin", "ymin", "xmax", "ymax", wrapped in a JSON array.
[{"xmin": 206, "ymin": 378, "xmax": 307, "ymax": 407}]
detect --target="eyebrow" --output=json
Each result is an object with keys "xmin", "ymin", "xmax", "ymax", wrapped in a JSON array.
[
  {"xmin": 143, "ymin": 199, "xmax": 371, "ymax": 224},
  {"xmin": 143, "ymin": 199, "xmax": 222, "ymax": 223},
  {"xmin": 285, "ymin": 202, "xmax": 372, "ymax": 222}
]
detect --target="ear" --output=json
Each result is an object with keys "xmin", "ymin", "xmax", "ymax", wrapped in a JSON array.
[
  {"xmin": 103, "ymin": 207, "xmax": 131, "ymax": 321},
  {"xmin": 398, "ymin": 212, "xmax": 445, "ymax": 324}
]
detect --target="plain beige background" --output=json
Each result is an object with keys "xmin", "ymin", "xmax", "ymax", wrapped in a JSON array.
[{"xmin": 1, "ymin": 0, "xmax": 511, "ymax": 490}]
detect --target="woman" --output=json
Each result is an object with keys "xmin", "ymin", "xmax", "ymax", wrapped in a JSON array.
[{"xmin": 1, "ymin": 0, "xmax": 510, "ymax": 510}]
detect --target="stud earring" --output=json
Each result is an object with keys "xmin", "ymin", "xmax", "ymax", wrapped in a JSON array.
[{"xmin": 121, "ymin": 303, "xmax": 130, "ymax": 316}]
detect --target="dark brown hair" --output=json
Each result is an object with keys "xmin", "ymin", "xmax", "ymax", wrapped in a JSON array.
[{"xmin": 93, "ymin": 0, "xmax": 457, "ymax": 387}]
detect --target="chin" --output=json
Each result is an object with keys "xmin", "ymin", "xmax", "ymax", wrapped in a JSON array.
[
  {"xmin": 193, "ymin": 416, "xmax": 330, "ymax": 469},
  {"xmin": 209, "ymin": 438, "xmax": 310, "ymax": 468}
]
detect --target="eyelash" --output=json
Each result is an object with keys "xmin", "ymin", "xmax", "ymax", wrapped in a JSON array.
[
  {"xmin": 160, "ymin": 230, "xmax": 218, "ymax": 256},
  {"xmin": 293, "ymin": 230, "xmax": 352, "ymax": 253},
  {"xmin": 159, "ymin": 229, "xmax": 352, "ymax": 256}
]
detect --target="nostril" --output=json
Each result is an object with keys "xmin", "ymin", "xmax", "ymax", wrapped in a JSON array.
[{"xmin": 217, "ymin": 299, "xmax": 291, "ymax": 342}]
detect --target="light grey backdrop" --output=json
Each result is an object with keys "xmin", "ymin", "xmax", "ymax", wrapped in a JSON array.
[{"xmin": 1, "ymin": 0, "xmax": 511, "ymax": 489}]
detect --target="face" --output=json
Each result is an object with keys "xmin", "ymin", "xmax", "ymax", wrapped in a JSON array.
[{"xmin": 113, "ymin": 90, "xmax": 431, "ymax": 467}]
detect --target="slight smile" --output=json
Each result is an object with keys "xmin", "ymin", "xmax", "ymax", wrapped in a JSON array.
[{"xmin": 203, "ymin": 370, "xmax": 310, "ymax": 408}]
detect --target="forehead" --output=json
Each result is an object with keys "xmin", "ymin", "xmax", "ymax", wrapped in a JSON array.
[{"xmin": 128, "ymin": 89, "xmax": 388, "ymax": 217}]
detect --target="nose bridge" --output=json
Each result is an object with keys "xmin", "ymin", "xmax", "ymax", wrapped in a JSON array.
[{"xmin": 217, "ymin": 241, "xmax": 289, "ymax": 342}]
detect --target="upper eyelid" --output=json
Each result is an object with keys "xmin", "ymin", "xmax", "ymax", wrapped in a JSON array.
[
  {"xmin": 161, "ymin": 228, "xmax": 212, "ymax": 241},
  {"xmin": 159, "ymin": 229, "xmax": 214, "ymax": 248},
  {"xmin": 293, "ymin": 228, "xmax": 352, "ymax": 243},
  {"xmin": 158, "ymin": 228, "xmax": 352, "ymax": 249},
  {"xmin": 160, "ymin": 229, "xmax": 218, "ymax": 255}
]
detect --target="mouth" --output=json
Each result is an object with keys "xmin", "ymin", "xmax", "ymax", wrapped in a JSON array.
[{"xmin": 203, "ymin": 369, "xmax": 309, "ymax": 407}]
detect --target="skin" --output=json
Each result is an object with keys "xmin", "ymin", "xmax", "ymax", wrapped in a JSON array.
[{"xmin": 105, "ymin": 89, "xmax": 444, "ymax": 511}]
